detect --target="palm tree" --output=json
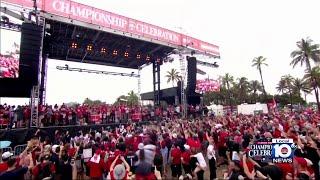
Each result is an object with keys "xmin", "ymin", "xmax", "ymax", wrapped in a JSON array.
[
  {"xmin": 166, "ymin": 68, "xmax": 181, "ymax": 87},
  {"xmin": 236, "ymin": 77, "xmax": 249, "ymax": 103},
  {"xmin": 280, "ymin": 75, "xmax": 294, "ymax": 111},
  {"xmin": 222, "ymin": 73, "xmax": 234, "ymax": 111},
  {"xmin": 291, "ymin": 38, "xmax": 320, "ymax": 111},
  {"xmin": 249, "ymin": 80, "xmax": 262, "ymax": 103},
  {"xmin": 292, "ymin": 78, "xmax": 311, "ymax": 101},
  {"xmin": 127, "ymin": 90, "xmax": 139, "ymax": 106},
  {"xmin": 276, "ymin": 79, "xmax": 287, "ymax": 94},
  {"xmin": 252, "ymin": 56, "xmax": 268, "ymax": 96},
  {"xmin": 290, "ymin": 38, "xmax": 320, "ymax": 71},
  {"xmin": 304, "ymin": 67, "xmax": 320, "ymax": 109}
]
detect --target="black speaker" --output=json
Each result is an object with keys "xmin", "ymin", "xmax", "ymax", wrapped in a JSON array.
[
  {"xmin": 186, "ymin": 56, "xmax": 197, "ymax": 93},
  {"xmin": 19, "ymin": 22, "xmax": 43, "ymax": 86}
]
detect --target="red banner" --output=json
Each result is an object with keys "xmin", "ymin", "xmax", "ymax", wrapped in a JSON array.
[{"xmin": 2, "ymin": 0, "xmax": 220, "ymax": 56}]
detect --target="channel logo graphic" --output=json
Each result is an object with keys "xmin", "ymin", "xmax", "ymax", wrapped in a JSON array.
[
  {"xmin": 248, "ymin": 139, "xmax": 296, "ymax": 163},
  {"xmin": 271, "ymin": 139, "xmax": 296, "ymax": 163}
]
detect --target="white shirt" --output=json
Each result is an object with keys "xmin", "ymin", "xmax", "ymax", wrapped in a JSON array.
[
  {"xmin": 207, "ymin": 144, "xmax": 216, "ymax": 160},
  {"xmin": 194, "ymin": 152, "xmax": 207, "ymax": 169}
]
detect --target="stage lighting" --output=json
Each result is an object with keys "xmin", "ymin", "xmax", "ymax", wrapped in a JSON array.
[
  {"xmin": 124, "ymin": 51, "xmax": 129, "ymax": 57},
  {"xmin": 136, "ymin": 54, "xmax": 141, "ymax": 59},
  {"xmin": 71, "ymin": 42, "xmax": 78, "ymax": 49},
  {"xmin": 101, "ymin": 47, "xmax": 106, "ymax": 53},
  {"xmin": 86, "ymin": 44, "xmax": 93, "ymax": 51},
  {"xmin": 113, "ymin": 50, "xmax": 118, "ymax": 56}
]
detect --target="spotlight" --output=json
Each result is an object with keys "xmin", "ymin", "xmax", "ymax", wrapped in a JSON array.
[
  {"xmin": 71, "ymin": 42, "xmax": 78, "ymax": 49},
  {"xmin": 101, "ymin": 47, "xmax": 106, "ymax": 53},
  {"xmin": 113, "ymin": 50, "xmax": 118, "ymax": 56},
  {"xmin": 124, "ymin": 51, "xmax": 129, "ymax": 57},
  {"xmin": 136, "ymin": 54, "xmax": 141, "ymax": 59},
  {"xmin": 86, "ymin": 44, "xmax": 93, "ymax": 51}
]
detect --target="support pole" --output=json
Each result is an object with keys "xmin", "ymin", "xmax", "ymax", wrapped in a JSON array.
[
  {"xmin": 39, "ymin": 53, "xmax": 48, "ymax": 105},
  {"xmin": 152, "ymin": 61, "xmax": 161, "ymax": 106}
]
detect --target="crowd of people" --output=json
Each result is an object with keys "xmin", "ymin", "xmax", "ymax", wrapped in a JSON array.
[
  {"xmin": 0, "ymin": 54, "xmax": 19, "ymax": 78},
  {"xmin": 0, "ymin": 103, "xmax": 206, "ymax": 129},
  {"xmin": 0, "ymin": 105, "xmax": 320, "ymax": 179}
]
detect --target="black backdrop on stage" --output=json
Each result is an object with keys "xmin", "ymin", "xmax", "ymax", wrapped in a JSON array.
[{"xmin": 0, "ymin": 122, "xmax": 148, "ymax": 148}]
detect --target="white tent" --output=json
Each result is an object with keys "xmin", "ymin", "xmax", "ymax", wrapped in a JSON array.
[
  {"xmin": 208, "ymin": 104, "xmax": 224, "ymax": 116},
  {"xmin": 237, "ymin": 103, "xmax": 268, "ymax": 115}
]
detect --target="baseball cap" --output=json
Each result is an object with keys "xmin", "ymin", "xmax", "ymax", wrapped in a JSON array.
[{"xmin": 2, "ymin": 151, "xmax": 14, "ymax": 160}]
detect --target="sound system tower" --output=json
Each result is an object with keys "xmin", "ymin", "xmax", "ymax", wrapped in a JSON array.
[
  {"xmin": 186, "ymin": 56, "xmax": 197, "ymax": 95},
  {"xmin": 19, "ymin": 22, "xmax": 43, "ymax": 86}
]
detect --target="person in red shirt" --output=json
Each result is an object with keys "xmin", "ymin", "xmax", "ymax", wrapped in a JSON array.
[
  {"xmin": 181, "ymin": 145, "xmax": 191, "ymax": 175},
  {"xmin": 0, "ymin": 152, "xmax": 14, "ymax": 172},
  {"xmin": 32, "ymin": 154, "xmax": 56, "ymax": 179},
  {"xmin": 170, "ymin": 144, "xmax": 182, "ymax": 178},
  {"xmin": 87, "ymin": 149, "xmax": 106, "ymax": 180}
]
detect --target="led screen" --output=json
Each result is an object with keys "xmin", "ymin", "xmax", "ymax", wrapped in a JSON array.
[{"xmin": 0, "ymin": 28, "xmax": 21, "ymax": 78}]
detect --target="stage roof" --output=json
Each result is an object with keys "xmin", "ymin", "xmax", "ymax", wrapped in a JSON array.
[{"xmin": 2, "ymin": 0, "xmax": 220, "ymax": 69}]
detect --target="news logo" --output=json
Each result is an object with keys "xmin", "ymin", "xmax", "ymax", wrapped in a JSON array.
[
  {"xmin": 248, "ymin": 139, "xmax": 296, "ymax": 163},
  {"xmin": 271, "ymin": 139, "xmax": 296, "ymax": 163}
]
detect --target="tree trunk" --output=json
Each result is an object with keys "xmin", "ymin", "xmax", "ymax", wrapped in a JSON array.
[
  {"xmin": 314, "ymin": 86, "xmax": 320, "ymax": 113},
  {"xmin": 259, "ymin": 68, "xmax": 266, "ymax": 96},
  {"xmin": 227, "ymin": 81, "xmax": 232, "ymax": 113},
  {"xmin": 289, "ymin": 90, "xmax": 293, "ymax": 112},
  {"xmin": 304, "ymin": 93, "xmax": 307, "ymax": 103},
  {"xmin": 306, "ymin": 57, "xmax": 320, "ymax": 112}
]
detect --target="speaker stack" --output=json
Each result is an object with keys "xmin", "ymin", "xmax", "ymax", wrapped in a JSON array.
[
  {"xmin": 19, "ymin": 22, "xmax": 43, "ymax": 86},
  {"xmin": 186, "ymin": 56, "xmax": 197, "ymax": 94}
]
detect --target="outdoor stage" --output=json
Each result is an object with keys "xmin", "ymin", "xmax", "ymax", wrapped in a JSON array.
[{"xmin": 1, "ymin": 0, "xmax": 220, "ymax": 127}]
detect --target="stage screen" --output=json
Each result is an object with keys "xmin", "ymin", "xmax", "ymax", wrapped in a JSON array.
[{"xmin": 0, "ymin": 28, "xmax": 21, "ymax": 78}]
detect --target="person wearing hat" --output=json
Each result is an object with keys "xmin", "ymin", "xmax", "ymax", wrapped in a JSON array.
[
  {"xmin": 109, "ymin": 155, "xmax": 130, "ymax": 180},
  {"xmin": 181, "ymin": 144, "xmax": 191, "ymax": 175},
  {"xmin": 0, "ymin": 153, "xmax": 34, "ymax": 179},
  {"xmin": 0, "ymin": 151, "xmax": 14, "ymax": 172}
]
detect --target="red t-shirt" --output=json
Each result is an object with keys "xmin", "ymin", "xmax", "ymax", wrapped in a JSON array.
[
  {"xmin": 181, "ymin": 151, "xmax": 191, "ymax": 165},
  {"xmin": 276, "ymin": 163, "xmax": 294, "ymax": 178},
  {"xmin": 0, "ymin": 162, "xmax": 8, "ymax": 173},
  {"xmin": 273, "ymin": 128, "xmax": 282, "ymax": 138},
  {"xmin": 218, "ymin": 131, "xmax": 228, "ymax": 147},
  {"xmin": 32, "ymin": 162, "xmax": 56, "ymax": 177},
  {"xmin": 240, "ymin": 159, "xmax": 254, "ymax": 173},
  {"xmin": 171, "ymin": 148, "xmax": 182, "ymax": 165},
  {"xmin": 135, "ymin": 173, "xmax": 157, "ymax": 180},
  {"xmin": 88, "ymin": 159, "xmax": 105, "ymax": 178}
]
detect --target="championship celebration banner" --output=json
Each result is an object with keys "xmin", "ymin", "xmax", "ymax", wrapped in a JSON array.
[{"xmin": 2, "ymin": 0, "xmax": 220, "ymax": 56}]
